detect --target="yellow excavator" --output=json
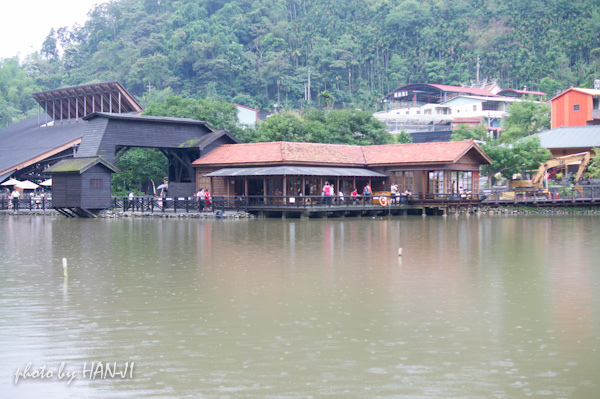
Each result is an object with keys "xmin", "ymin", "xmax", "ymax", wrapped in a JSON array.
[{"xmin": 505, "ymin": 152, "xmax": 591, "ymax": 199}]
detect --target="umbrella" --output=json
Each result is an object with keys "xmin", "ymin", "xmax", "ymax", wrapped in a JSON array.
[
  {"xmin": 1, "ymin": 178, "xmax": 20, "ymax": 186},
  {"xmin": 157, "ymin": 183, "xmax": 168, "ymax": 190},
  {"xmin": 40, "ymin": 179, "xmax": 52, "ymax": 186},
  {"xmin": 16, "ymin": 180, "xmax": 39, "ymax": 190}
]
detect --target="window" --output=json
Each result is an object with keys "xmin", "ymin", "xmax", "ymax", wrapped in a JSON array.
[
  {"xmin": 402, "ymin": 171, "xmax": 413, "ymax": 193},
  {"xmin": 473, "ymin": 105, "xmax": 477, "ymax": 111},
  {"xmin": 428, "ymin": 171, "xmax": 444, "ymax": 195},
  {"xmin": 574, "ymin": 104, "xmax": 580, "ymax": 111},
  {"xmin": 90, "ymin": 179, "xmax": 103, "ymax": 190},
  {"xmin": 482, "ymin": 101, "xmax": 499, "ymax": 111}
]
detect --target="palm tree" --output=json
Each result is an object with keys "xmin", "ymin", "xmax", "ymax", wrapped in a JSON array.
[{"xmin": 318, "ymin": 90, "xmax": 335, "ymax": 111}]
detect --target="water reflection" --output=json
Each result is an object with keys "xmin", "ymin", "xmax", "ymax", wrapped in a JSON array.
[{"xmin": 1, "ymin": 215, "xmax": 599, "ymax": 398}]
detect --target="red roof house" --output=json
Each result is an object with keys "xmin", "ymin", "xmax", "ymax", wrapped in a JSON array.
[{"xmin": 193, "ymin": 140, "xmax": 491, "ymax": 198}]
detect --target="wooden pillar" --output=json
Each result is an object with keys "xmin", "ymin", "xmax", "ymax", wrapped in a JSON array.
[
  {"xmin": 283, "ymin": 175, "xmax": 287, "ymax": 197},
  {"xmin": 245, "ymin": 178, "xmax": 249, "ymax": 196}
]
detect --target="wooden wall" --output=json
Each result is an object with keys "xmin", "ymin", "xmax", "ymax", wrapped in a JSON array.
[
  {"xmin": 51, "ymin": 173, "xmax": 82, "ymax": 208},
  {"xmin": 80, "ymin": 165, "xmax": 113, "ymax": 209}
]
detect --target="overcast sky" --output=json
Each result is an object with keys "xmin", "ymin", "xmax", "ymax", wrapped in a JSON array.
[{"xmin": 0, "ymin": 0, "xmax": 101, "ymax": 60}]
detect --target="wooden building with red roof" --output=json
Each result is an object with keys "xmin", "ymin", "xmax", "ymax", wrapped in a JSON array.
[{"xmin": 192, "ymin": 140, "xmax": 491, "ymax": 199}]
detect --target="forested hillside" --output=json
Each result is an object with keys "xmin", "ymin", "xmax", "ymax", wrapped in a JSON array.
[{"xmin": 2, "ymin": 0, "xmax": 600, "ymax": 127}]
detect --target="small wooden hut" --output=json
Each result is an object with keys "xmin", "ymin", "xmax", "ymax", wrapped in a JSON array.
[{"xmin": 45, "ymin": 157, "xmax": 119, "ymax": 217}]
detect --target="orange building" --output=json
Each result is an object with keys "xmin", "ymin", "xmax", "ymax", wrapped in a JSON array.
[{"xmin": 551, "ymin": 87, "xmax": 600, "ymax": 129}]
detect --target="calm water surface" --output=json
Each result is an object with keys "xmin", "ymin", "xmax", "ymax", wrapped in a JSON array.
[{"xmin": 1, "ymin": 214, "xmax": 599, "ymax": 398}]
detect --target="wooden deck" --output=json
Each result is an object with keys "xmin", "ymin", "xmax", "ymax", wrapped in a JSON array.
[
  {"xmin": 5, "ymin": 192, "xmax": 599, "ymax": 218},
  {"xmin": 219, "ymin": 194, "xmax": 486, "ymax": 218}
]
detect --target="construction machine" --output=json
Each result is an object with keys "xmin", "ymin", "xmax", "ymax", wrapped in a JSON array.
[{"xmin": 503, "ymin": 152, "xmax": 591, "ymax": 200}]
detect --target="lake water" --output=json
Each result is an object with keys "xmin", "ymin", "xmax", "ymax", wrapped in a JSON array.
[{"xmin": 1, "ymin": 214, "xmax": 599, "ymax": 398}]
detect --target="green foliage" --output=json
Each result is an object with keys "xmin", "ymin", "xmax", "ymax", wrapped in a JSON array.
[
  {"xmin": 112, "ymin": 147, "xmax": 167, "ymax": 195},
  {"xmin": 394, "ymin": 131, "xmax": 413, "ymax": 144},
  {"xmin": 253, "ymin": 109, "xmax": 392, "ymax": 145},
  {"xmin": 482, "ymin": 136, "xmax": 552, "ymax": 179},
  {"xmin": 451, "ymin": 100, "xmax": 552, "ymax": 181},
  {"xmin": 501, "ymin": 100, "xmax": 550, "ymax": 141},
  {"xmin": 0, "ymin": 57, "xmax": 40, "ymax": 127},
  {"xmin": 142, "ymin": 95, "xmax": 256, "ymax": 141},
  {"xmin": 1, "ymin": 0, "xmax": 599, "ymax": 120},
  {"xmin": 452, "ymin": 124, "xmax": 551, "ymax": 180},
  {"xmin": 450, "ymin": 124, "xmax": 488, "ymax": 142},
  {"xmin": 588, "ymin": 148, "xmax": 600, "ymax": 178}
]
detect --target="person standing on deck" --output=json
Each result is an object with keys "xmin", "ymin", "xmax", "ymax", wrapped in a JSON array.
[
  {"xmin": 204, "ymin": 189, "xmax": 212, "ymax": 211},
  {"xmin": 196, "ymin": 188, "xmax": 205, "ymax": 212},
  {"xmin": 363, "ymin": 184, "xmax": 371, "ymax": 204},
  {"xmin": 391, "ymin": 182, "xmax": 399, "ymax": 204}
]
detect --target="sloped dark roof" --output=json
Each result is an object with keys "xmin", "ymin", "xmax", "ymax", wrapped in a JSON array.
[
  {"xmin": 84, "ymin": 112, "xmax": 216, "ymax": 130},
  {"xmin": 534, "ymin": 126, "xmax": 600, "ymax": 149},
  {"xmin": 45, "ymin": 157, "xmax": 119, "ymax": 174},
  {"xmin": 32, "ymin": 81, "xmax": 142, "ymax": 121},
  {"xmin": 205, "ymin": 166, "xmax": 387, "ymax": 177},
  {"xmin": 0, "ymin": 115, "xmax": 86, "ymax": 177}
]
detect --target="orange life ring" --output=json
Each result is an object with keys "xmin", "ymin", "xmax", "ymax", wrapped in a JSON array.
[{"xmin": 379, "ymin": 196, "xmax": 388, "ymax": 206}]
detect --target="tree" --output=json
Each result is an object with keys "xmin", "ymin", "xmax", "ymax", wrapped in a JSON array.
[
  {"xmin": 318, "ymin": 90, "xmax": 334, "ymax": 110},
  {"xmin": 588, "ymin": 148, "xmax": 600, "ymax": 178},
  {"xmin": 253, "ymin": 109, "xmax": 393, "ymax": 145},
  {"xmin": 451, "ymin": 124, "xmax": 551, "ymax": 186},
  {"xmin": 112, "ymin": 148, "xmax": 168, "ymax": 195},
  {"xmin": 394, "ymin": 131, "xmax": 413, "ymax": 144},
  {"xmin": 502, "ymin": 100, "xmax": 550, "ymax": 141}
]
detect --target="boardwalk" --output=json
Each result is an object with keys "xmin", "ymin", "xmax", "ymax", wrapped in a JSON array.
[{"xmin": 2, "ymin": 190, "xmax": 600, "ymax": 218}]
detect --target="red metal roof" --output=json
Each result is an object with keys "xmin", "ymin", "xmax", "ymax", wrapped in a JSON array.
[
  {"xmin": 497, "ymin": 88, "xmax": 546, "ymax": 97},
  {"xmin": 426, "ymin": 84, "xmax": 497, "ymax": 97},
  {"xmin": 193, "ymin": 140, "xmax": 492, "ymax": 167}
]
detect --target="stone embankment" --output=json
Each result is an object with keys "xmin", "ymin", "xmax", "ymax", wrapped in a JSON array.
[
  {"xmin": 0, "ymin": 209, "xmax": 255, "ymax": 219},
  {"xmin": 98, "ymin": 210, "xmax": 255, "ymax": 219},
  {"xmin": 450, "ymin": 204, "xmax": 600, "ymax": 215}
]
